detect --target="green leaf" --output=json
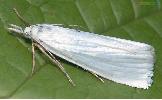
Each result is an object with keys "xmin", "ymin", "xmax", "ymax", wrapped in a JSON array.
[{"xmin": 0, "ymin": 0, "xmax": 162, "ymax": 98}]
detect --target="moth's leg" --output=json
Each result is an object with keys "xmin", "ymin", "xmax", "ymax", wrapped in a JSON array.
[
  {"xmin": 47, "ymin": 51, "xmax": 76, "ymax": 86},
  {"xmin": 31, "ymin": 40, "xmax": 36, "ymax": 75},
  {"xmin": 47, "ymin": 50, "xmax": 104, "ymax": 84},
  {"xmin": 52, "ymin": 24, "xmax": 64, "ymax": 26},
  {"xmin": 68, "ymin": 25, "xmax": 86, "ymax": 31},
  {"xmin": 52, "ymin": 24, "xmax": 86, "ymax": 31},
  {"xmin": 33, "ymin": 43, "xmax": 76, "ymax": 86},
  {"xmin": 90, "ymin": 71, "xmax": 104, "ymax": 83}
]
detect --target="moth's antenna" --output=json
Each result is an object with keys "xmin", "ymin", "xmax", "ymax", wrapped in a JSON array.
[
  {"xmin": 8, "ymin": 24, "xmax": 24, "ymax": 34},
  {"xmin": 13, "ymin": 8, "xmax": 30, "ymax": 26}
]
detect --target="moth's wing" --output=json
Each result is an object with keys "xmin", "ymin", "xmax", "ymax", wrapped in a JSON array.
[{"xmin": 34, "ymin": 26, "xmax": 155, "ymax": 89}]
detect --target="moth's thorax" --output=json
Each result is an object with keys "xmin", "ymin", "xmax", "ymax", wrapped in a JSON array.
[
  {"xmin": 24, "ymin": 26, "xmax": 33, "ymax": 39},
  {"xmin": 24, "ymin": 25, "xmax": 42, "ymax": 38},
  {"xmin": 24, "ymin": 24, "xmax": 62, "ymax": 39}
]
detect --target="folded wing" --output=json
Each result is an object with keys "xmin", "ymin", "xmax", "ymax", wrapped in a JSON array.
[{"xmin": 34, "ymin": 25, "xmax": 155, "ymax": 89}]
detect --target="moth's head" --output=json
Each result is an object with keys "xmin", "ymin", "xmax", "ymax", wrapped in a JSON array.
[{"xmin": 8, "ymin": 24, "xmax": 31, "ymax": 38}]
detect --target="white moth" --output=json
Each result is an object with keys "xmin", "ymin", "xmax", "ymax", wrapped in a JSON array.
[{"xmin": 8, "ymin": 24, "xmax": 155, "ymax": 89}]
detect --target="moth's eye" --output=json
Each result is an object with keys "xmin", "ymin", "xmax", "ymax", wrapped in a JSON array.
[{"xmin": 25, "ymin": 32, "xmax": 29, "ymax": 35}]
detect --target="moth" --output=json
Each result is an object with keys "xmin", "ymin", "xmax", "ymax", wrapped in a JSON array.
[{"xmin": 8, "ymin": 8, "xmax": 155, "ymax": 89}]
